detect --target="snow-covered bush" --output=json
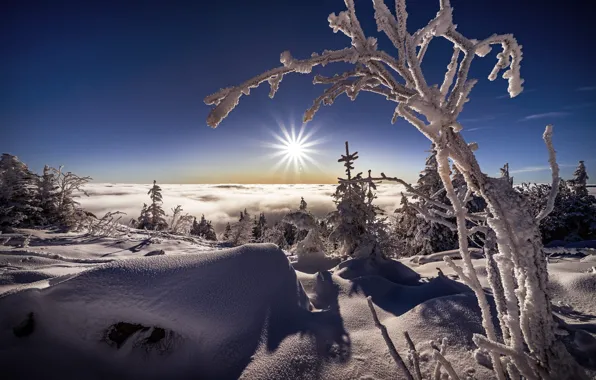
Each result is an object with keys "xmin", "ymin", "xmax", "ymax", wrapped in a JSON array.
[
  {"xmin": 88, "ymin": 211, "xmax": 127, "ymax": 237},
  {"xmin": 284, "ymin": 210, "xmax": 326, "ymax": 260},
  {"xmin": 204, "ymin": 0, "xmax": 585, "ymax": 377},
  {"xmin": 168, "ymin": 205, "xmax": 195, "ymax": 235}
]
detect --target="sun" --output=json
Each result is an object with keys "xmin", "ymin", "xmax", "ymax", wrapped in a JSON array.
[
  {"xmin": 286, "ymin": 141, "xmax": 304, "ymax": 158},
  {"xmin": 262, "ymin": 122, "xmax": 326, "ymax": 181}
]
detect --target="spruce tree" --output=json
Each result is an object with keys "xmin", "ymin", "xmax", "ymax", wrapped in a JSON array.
[
  {"xmin": 191, "ymin": 214, "xmax": 217, "ymax": 241},
  {"xmin": 147, "ymin": 180, "xmax": 167, "ymax": 231},
  {"xmin": 251, "ymin": 212, "xmax": 267, "ymax": 242},
  {"xmin": 299, "ymin": 197, "xmax": 307, "ymax": 210},
  {"xmin": 393, "ymin": 145, "xmax": 458, "ymax": 256},
  {"xmin": 571, "ymin": 160, "xmax": 589, "ymax": 196},
  {"xmin": 328, "ymin": 142, "xmax": 380, "ymax": 258},
  {"xmin": 37, "ymin": 165, "xmax": 59, "ymax": 225},
  {"xmin": 136, "ymin": 203, "xmax": 151, "ymax": 230},
  {"xmin": 222, "ymin": 222, "xmax": 232, "ymax": 241},
  {"xmin": 0, "ymin": 154, "xmax": 40, "ymax": 230}
]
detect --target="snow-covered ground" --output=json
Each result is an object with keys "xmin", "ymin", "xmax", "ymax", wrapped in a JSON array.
[{"xmin": 1, "ymin": 229, "xmax": 595, "ymax": 379}]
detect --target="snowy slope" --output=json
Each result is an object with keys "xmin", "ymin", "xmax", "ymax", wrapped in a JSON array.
[{"xmin": 1, "ymin": 230, "xmax": 595, "ymax": 379}]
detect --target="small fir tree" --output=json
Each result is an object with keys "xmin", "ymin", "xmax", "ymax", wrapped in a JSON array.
[{"xmin": 147, "ymin": 180, "xmax": 168, "ymax": 231}]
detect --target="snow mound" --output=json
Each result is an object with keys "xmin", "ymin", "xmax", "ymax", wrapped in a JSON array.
[
  {"xmin": 0, "ymin": 270, "xmax": 53, "ymax": 286},
  {"xmin": 384, "ymin": 293, "xmax": 496, "ymax": 379},
  {"xmin": 0, "ymin": 244, "xmax": 310, "ymax": 379},
  {"xmin": 410, "ymin": 248, "xmax": 484, "ymax": 265},
  {"xmin": 291, "ymin": 255, "xmax": 341, "ymax": 274},
  {"xmin": 335, "ymin": 257, "xmax": 421, "ymax": 285}
]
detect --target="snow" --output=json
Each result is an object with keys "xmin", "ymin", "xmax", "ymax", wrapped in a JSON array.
[{"xmin": 1, "ymin": 229, "xmax": 595, "ymax": 379}]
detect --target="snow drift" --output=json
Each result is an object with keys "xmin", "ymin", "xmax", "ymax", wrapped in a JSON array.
[{"xmin": 0, "ymin": 244, "xmax": 310, "ymax": 379}]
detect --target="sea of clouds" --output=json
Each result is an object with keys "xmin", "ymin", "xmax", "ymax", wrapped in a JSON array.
[{"xmin": 78, "ymin": 183, "xmax": 407, "ymax": 233}]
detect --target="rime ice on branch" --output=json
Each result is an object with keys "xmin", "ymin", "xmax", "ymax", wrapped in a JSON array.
[{"xmin": 203, "ymin": 0, "xmax": 585, "ymax": 378}]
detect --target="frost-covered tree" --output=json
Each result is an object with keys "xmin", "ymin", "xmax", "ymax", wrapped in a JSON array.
[
  {"xmin": 222, "ymin": 222, "xmax": 232, "ymax": 241},
  {"xmin": 299, "ymin": 197, "xmax": 307, "ymax": 211},
  {"xmin": 261, "ymin": 221, "xmax": 290, "ymax": 249},
  {"xmin": 327, "ymin": 142, "xmax": 381, "ymax": 258},
  {"xmin": 37, "ymin": 165, "xmax": 59, "ymax": 225},
  {"xmin": 136, "ymin": 203, "xmax": 151, "ymax": 230},
  {"xmin": 147, "ymin": 180, "xmax": 168, "ymax": 231},
  {"xmin": 251, "ymin": 212, "xmax": 267, "ymax": 242},
  {"xmin": 203, "ymin": 0, "xmax": 585, "ymax": 377},
  {"xmin": 570, "ymin": 160, "xmax": 589, "ymax": 196},
  {"xmin": 228, "ymin": 209, "xmax": 253, "ymax": 246},
  {"xmin": 51, "ymin": 166, "xmax": 92, "ymax": 229},
  {"xmin": 0, "ymin": 154, "xmax": 40, "ymax": 230}
]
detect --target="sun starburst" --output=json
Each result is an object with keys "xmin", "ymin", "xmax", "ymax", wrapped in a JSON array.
[{"xmin": 262, "ymin": 122, "xmax": 326, "ymax": 181}]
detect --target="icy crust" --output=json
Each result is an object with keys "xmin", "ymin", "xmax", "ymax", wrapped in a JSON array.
[{"xmin": 0, "ymin": 244, "xmax": 310, "ymax": 379}]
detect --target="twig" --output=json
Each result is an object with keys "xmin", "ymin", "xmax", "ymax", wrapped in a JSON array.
[
  {"xmin": 404, "ymin": 331, "xmax": 422, "ymax": 380},
  {"xmin": 432, "ymin": 349, "xmax": 461, "ymax": 380}
]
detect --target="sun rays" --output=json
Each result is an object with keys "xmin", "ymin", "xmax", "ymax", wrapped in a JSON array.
[{"xmin": 262, "ymin": 122, "xmax": 326, "ymax": 182}]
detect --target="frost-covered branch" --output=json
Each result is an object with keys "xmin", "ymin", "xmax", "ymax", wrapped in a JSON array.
[
  {"xmin": 432, "ymin": 338, "xmax": 448, "ymax": 380},
  {"xmin": 204, "ymin": 0, "xmax": 585, "ymax": 377},
  {"xmin": 403, "ymin": 331, "xmax": 422, "ymax": 380},
  {"xmin": 367, "ymin": 297, "xmax": 414, "ymax": 380},
  {"xmin": 431, "ymin": 345, "xmax": 460, "ymax": 380},
  {"xmin": 535, "ymin": 125, "xmax": 560, "ymax": 222}
]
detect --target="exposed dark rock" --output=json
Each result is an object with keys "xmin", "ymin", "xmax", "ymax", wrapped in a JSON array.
[
  {"xmin": 107, "ymin": 322, "xmax": 148, "ymax": 348},
  {"xmin": 144, "ymin": 249, "xmax": 165, "ymax": 256},
  {"xmin": 105, "ymin": 322, "xmax": 168, "ymax": 349}
]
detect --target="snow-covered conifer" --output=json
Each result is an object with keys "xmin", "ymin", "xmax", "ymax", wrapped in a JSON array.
[
  {"xmin": 394, "ymin": 145, "xmax": 457, "ymax": 256},
  {"xmin": 570, "ymin": 160, "xmax": 589, "ymax": 196},
  {"xmin": 222, "ymin": 222, "xmax": 232, "ymax": 241},
  {"xmin": 147, "ymin": 180, "xmax": 167, "ymax": 231},
  {"xmin": 299, "ymin": 197, "xmax": 307, "ymax": 210},
  {"xmin": 0, "ymin": 154, "xmax": 40, "ymax": 230},
  {"xmin": 191, "ymin": 214, "xmax": 217, "ymax": 241},
  {"xmin": 328, "ymin": 142, "xmax": 381, "ymax": 258},
  {"xmin": 36, "ymin": 165, "xmax": 59, "ymax": 225},
  {"xmin": 251, "ymin": 212, "xmax": 267, "ymax": 242}
]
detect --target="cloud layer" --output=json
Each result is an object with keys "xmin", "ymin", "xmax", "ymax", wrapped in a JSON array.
[{"xmin": 78, "ymin": 183, "xmax": 406, "ymax": 233}]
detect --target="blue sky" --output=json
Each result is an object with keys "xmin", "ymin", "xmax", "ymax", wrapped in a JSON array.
[{"xmin": 1, "ymin": 0, "xmax": 594, "ymax": 184}]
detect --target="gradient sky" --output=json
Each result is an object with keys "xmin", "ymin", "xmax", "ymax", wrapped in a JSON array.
[{"xmin": 1, "ymin": 0, "xmax": 594, "ymax": 184}]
